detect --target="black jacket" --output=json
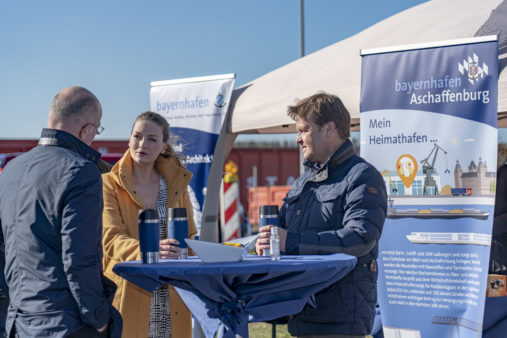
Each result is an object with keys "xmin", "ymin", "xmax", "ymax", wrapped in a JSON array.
[
  {"xmin": 282, "ymin": 140, "xmax": 387, "ymax": 336},
  {"xmin": 493, "ymin": 163, "xmax": 507, "ymax": 236},
  {"xmin": 0, "ymin": 128, "xmax": 121, "ymax": 337}
]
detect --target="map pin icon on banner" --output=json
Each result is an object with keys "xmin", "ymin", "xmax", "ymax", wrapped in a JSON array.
[{"xmin": 396, "ymin": 154, "xmax": 418, "ymax": 188}]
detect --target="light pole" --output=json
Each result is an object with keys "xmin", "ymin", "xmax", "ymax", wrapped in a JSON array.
[
  {"xmin": 299, "ymin": 0, "xmax": 305, "ymax": 175},
  {"xmin": 299, "ymin": 0, "xmax": 305, "ymax": 58}
]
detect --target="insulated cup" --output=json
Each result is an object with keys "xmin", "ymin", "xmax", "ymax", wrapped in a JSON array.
[
  {"xmin": 138, "ymin": 209, "xmax": 159, "ymax": 264},
  {"xmin": 167, "ymin": 207, "xmax": 189, "ymax": 259},
  {"xmin": 259, "ymin": 205, "xmax": 280, "ymax": 256}
]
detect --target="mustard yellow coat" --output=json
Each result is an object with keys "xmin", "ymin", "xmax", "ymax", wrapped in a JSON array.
[{"xmin": 102, "ymin": 150, "xmax": 197, "ymax": 338}]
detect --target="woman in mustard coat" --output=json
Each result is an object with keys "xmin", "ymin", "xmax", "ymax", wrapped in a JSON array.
[{"xmin": 102, "ymin": 111, "xmax": 197, "ymax": 338}]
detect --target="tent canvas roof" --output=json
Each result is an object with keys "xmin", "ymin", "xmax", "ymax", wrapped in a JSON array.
[{"xmin": 228, "ymin": 0, "xmax": 507, "ymax": 134}]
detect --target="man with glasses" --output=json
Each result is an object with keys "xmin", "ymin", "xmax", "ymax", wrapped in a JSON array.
[
  {"xmin": 82, "ymin": 122, "xmax": 105, "ymax": 135},
  {"xmin": 0, "ymin": 86, "xmax": 122, "ymax": 337}
]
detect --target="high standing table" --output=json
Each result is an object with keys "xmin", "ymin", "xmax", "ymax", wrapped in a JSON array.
[{"xmin": 114, "ymin": 254, "xmax": 357, "ymax": 338}]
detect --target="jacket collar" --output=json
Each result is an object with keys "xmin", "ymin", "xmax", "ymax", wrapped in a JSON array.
[
  {"xmin": 38, "ymin": 128, "xmax": 101, "ymax": 164},
  {"xmin": 110, "ymin": 150, "xmax": 192, "ymax": 208},
  {"xmin": 287, "ymin": 140, "xmax": 356, "ymax": 198},
  {"xmin": 305, "ymin": 139, "xmax": 355, "ymax": 182}
]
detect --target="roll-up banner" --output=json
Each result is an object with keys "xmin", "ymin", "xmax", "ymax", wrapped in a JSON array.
[
  {"xmin": 360, "ymin": 36, "xmax": 498, "ymax": 337},
  {"xmin": 150, "ymin": 74, "xmax": 235, "ymax": 241}
]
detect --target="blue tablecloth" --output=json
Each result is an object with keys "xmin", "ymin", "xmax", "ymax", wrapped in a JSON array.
[{"xmin": 114, "ymin": 254, "xmax": 357, "ymax": 338}]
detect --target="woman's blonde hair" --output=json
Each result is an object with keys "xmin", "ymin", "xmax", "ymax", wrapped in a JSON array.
[{"xmin": 132, "ymin": 111, "xmax": 184, "ymax": 162}]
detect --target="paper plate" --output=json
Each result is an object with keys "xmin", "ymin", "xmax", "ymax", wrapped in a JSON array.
[
  {"xmin": 185, "ymin": 239, "xmax": 247, "ymax": 263},
  {"xmin": 224, "ymin": 234, "xmax": 259, "ymax": 252}
]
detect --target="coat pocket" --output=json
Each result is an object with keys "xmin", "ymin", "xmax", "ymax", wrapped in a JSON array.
[
  {"xmin": 312, "ymin": 189, "xmax": 344, "ymax": 230},
  {"xmin": 353, "ymin": 261, "xmax": 378, "ymax": 304},
  {"xmin": 299, "ymin": 281, "xmax": 354, "ymax": 323}
]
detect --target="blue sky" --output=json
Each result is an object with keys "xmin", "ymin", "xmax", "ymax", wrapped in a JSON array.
[{"xmin": 7, "ymin": 0, "xmax": 493, "ymax": 142}]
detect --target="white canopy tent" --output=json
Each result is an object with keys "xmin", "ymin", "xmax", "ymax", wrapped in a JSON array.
[{"xmin": 227, "ymin": 0, "xmax": 507, "ymax": 136}]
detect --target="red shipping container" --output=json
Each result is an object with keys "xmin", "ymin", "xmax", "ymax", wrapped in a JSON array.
[
  {"xmin": 226, "ymin": 148, "xmax": 299, "ymax": 219},
  {"xmin": 247, "ymin": 185, "xmax": 291, "ymax": 227}
]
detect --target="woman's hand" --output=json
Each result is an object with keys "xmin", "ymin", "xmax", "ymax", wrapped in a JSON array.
[{"xmin": 159, "ymin": 238, "xmax": 182, "ymax": 259}]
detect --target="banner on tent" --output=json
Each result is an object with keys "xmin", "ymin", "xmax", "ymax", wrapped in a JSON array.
[
  {"xmin": 150, "ymin": 74, "xmax": 235, "ymax": 237},
  {"xmin": 360, "ymin": 37, "xmax": 498, "ymax": 338}
]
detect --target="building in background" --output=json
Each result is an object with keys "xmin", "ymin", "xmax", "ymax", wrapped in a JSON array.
[
  {"xmin": 454, "ymin": 158, "xmax": 496, "ymax": 196},
  {"xmin": 381, "ymin": 170, "xmax": 441, "ymax": 196},
  {"xmin": 0, "ymin": 137, "xmax": 300, "ymax": 219}
]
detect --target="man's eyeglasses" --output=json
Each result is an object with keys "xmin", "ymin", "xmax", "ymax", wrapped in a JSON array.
[{"xmin": 82, "ymin": 123, "xmax": 105, "ymax": 135}]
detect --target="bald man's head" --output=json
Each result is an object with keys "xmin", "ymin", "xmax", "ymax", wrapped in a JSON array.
[
  {"xmin": 48, "ymin": 86, "xmax": 101, "ymax": 126},
  {"xmin": 47, "ymin": 86, "xmax": 102, "ymax": 145}
]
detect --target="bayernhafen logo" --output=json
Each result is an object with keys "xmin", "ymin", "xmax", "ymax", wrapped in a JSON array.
[
  {"xmin": 458, "ymin": 53, "xmax": 488, "ymax": 85},
  {"xmin": 215, "ymin": 93, "xmax": 226, "ymax": 108}
]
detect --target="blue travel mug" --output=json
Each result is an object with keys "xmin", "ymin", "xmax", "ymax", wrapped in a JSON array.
[
  {"xmin": 167, "ymin": 207, "xmax": 189, "ymax": 259},
  {"xmin": 138, "ymin": 209, "xmax": 159, "ymax": 264},
  {"xmin": 259, "ymin": 205, "xmax": 280, "ymax": 256}
]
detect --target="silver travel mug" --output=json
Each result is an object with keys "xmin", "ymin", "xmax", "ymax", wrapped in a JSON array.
[{"xmin": 259, "ymin": 205, "xmax": 280, "ymax": 256}]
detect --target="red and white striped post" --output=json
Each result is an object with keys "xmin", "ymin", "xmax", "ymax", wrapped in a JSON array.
[{"xmin": 220, "ymin": 161, "xmax": 240, "ymax": 241}]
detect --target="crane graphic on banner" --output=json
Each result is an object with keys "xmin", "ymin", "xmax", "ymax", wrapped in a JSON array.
[{"xmin": 420, "ymin": 143, "xmax": 450, "ymax": 196}]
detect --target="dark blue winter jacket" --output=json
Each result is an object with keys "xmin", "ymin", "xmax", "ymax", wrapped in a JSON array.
[
  {"xmin": 0, "ymin": 129, "xmax": 122, "ymax": 337},
  {"xmin": 281, "ymin": 139, "xmax": 387, "ymax": 336}
]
